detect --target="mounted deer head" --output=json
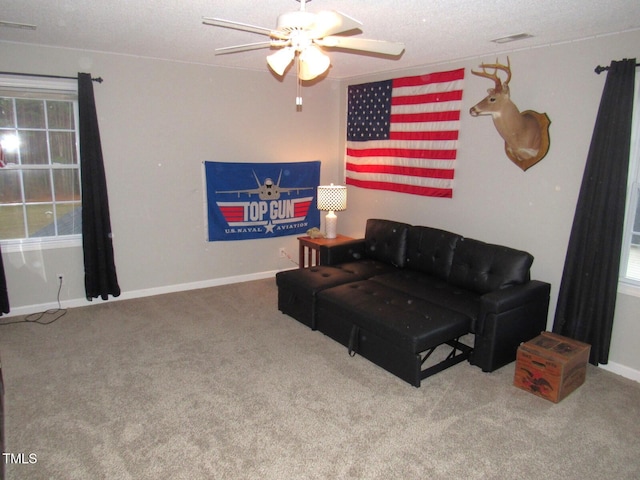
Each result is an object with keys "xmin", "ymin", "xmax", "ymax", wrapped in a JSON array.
[{"xmin": 469, "ymin": 57, "xmax": 550, "ymax": 171}]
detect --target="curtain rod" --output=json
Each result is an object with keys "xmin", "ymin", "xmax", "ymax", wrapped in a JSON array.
[
  {"xmin": 594, "ymin": 62, "xmax": 640, "ymax": 74},
  {"xmin": 0, "ymin": 71, "xmax": 103, "ymax": 83}
]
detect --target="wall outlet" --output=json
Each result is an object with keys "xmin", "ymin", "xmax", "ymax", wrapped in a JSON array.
[
  {"xmin": 279, "ymin": 248, "xmax": 286, "ymax": 258},
  {"xmin": 57, "ymin": 273, "xmax": 64, "ymax": 284}
]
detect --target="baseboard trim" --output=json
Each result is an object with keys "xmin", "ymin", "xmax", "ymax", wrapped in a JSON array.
[
  {"xmin": 3, "ymin": 270, "xmax": 280, "ymax": 319},
  {"xmin": 599, "ymin": 361, "xmax": 640, "ymax": 383}
]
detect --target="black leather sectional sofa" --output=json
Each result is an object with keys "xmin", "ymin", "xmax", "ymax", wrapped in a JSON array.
[{"xmin": 276, "ymin": 219, "xmax": 551, "ymax": 387}]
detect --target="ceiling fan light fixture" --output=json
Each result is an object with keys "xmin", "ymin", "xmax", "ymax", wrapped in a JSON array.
[
  {"xmin": 298, "ymin": 45, "xmax": 330, "ymax": 80},
  {"xmin": 205, "ymin": 0, "xmax": 402, "ymax": 87},
  {"xmin": 267, "ymin": 47, "xmax": 295, "ymax": 76}
]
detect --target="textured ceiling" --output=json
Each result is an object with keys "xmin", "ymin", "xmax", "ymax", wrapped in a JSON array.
[{"xmin": 1, "ymin": 0, "xmax": 640, "ymax": 79}]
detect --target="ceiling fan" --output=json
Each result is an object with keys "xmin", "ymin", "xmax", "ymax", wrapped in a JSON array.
[{"xmin": 202, "ymin": 0, "xmax": 405, "ymax": 82}]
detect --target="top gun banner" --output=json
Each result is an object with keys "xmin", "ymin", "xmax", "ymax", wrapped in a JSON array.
[{"xmin": 204, "ymin": 160, "xmax": 321, "ymax": 241}]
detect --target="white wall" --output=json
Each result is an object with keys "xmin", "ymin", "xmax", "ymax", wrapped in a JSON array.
[
  {"xmin": 337, "ymin": 30, "xmax": 640, "ymax": 378},
  {"xmin": 0, "ymin": 42, "xmax": 343, "ymax": 310}
]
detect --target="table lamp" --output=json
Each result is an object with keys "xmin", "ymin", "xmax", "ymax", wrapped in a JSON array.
[{"xmin": 317, "ymin": 184, "xmax": 347, "ymax": 239}]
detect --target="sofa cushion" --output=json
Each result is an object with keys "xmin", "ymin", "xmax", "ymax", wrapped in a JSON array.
[
  {"xmin": 405, "ymin": 226, "xmax": 461, "ymax": 280},
  {"xmin": 364, "ymin": 219, "xmax": 410, "ymax": 268},
  {"xmin": 370, "ymin": 270, "xmax": 481, "ymax": 331},
  {"xmin": 449, "ymin": 237, "xmax": 533, "ymax": 294},
  {"xmin": 334, "ymin": 259, "xmax": 399, "ymax": 279}
]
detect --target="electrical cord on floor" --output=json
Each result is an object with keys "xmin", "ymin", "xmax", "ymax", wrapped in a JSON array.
[
  {"xmin": 281, "ymin": 249, "xmax": 299, "ymax": 267},
  {"xmin": 0, "ymin": 276, "xmax": 67, "ymax": 326}
]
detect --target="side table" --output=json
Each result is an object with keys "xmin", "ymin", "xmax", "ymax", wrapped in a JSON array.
[{"xmin": 297, "ymin": 234, "xmax": 354, "ymax": 268}]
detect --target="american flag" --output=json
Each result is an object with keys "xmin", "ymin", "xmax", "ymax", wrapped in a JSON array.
[{"xmin": 345, "ymin": 68, "xmax": 465, "ymax": 198}]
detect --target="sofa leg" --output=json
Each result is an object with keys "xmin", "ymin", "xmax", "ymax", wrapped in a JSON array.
[{"xmin": 420, "ymin": 338, "xmax": 473, "ymax": 381}]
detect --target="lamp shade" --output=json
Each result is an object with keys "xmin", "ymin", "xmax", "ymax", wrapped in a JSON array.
[
  {"xmin": 317, "ymin": 184, "xmax": 346, "ymax": 239},
  {"xmin": 317, "ymin": 184, "xmax": 347, "ymax": 212},
  {"xmin": 298, "ymin": 45, "xmax": 331, "ymax": 81}
]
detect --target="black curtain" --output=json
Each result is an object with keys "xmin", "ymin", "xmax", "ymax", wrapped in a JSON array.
[
  {"xmin": 0, "ymin": 244, "xmax": 8, "ymax": 316},
  {"xmin": 78, "ymin": 73, "xmax": 121, "ymax": 301},
  {"xmin": 553, "ymin": 58, "xmax": 636, "ymax": 365}
]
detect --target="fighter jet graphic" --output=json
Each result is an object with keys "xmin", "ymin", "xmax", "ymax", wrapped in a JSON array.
[{"xmin": 216, "ymin": 170, "xmax": 314, "ymax": 201}]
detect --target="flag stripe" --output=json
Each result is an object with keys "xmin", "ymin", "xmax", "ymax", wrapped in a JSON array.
[
  {"xmin": 346, "ymin": 156, "xmax": 454, "ymax": 170},
  {"xmin": 346, "ymin": 162, "xmax": 454, "ymax": 179},
  {"xmin": 347, "ymin": 147, "xmax": 457, "ymax": 160},
  {"xmin": 392, "ymin": 82, "xmax": 465, "ymax": 100},
  {"xmin": 346, "ymin": 67, "xmax": 464, "ymax": 197},
  {"xmin": 392, "ymin": 89, "xmax": 463, "ymax": 106},
  {"xmin": 346, "ymin": 177, "xmax": 453, "ymax": 198},
  {"xmin": 346, "ymin": 169, "xmax": 453, "ymax": 189},
  {"xmin": 390, "ymin": 110, "xmax": 461, "ymax": 123},
  {"xmin": 392, "ymin": 69, "xmax": 466, "ymax": 87},
  {"xmin": 390, "ymin": 121, "xmax": 461, "ymax": 132},
  {"xmin": 389, "ymin": 130, "xmax": 459, "ymax": 141}
]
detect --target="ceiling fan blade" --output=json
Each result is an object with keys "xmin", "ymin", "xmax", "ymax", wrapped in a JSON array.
[
  {"xmin": 307, "ymin": 11, "xmax": 362, "ymax": 38},
  {"xmin": 215, "ymin": 41, "xmax": 277, "ymax": 55},
  {"xmin": 315, "ymin": 36, "xmax": 405, "ymax": 56},
  {"xmin": 202, "ymin": 17, "xmax": 288, "ymax": 40}
]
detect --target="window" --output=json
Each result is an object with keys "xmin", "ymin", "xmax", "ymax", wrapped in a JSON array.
[
  {"xmin": 620, "ymin": 74, "xmax": 640, "ymax": 291},
  {"xmin": 0, "ymin": 76, "xmax": 81, "ymax": 251}
]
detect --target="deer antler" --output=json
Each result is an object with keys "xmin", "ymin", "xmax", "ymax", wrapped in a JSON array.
[{"xmin": 471, "ymin": 57, "xmax": 512, "ymax": 91}]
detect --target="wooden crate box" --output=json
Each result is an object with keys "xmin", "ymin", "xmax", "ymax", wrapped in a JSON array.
[{"xmin": 514, "ymin": 331, "xmax": 591, "ymax": 403}]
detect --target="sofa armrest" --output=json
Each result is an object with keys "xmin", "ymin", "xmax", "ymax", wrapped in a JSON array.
[
  {"xmin": 471, "ymin": 280, "xmax": 551, "ymax": 372},
  {"xmin": 479, "ymin": 280, "xmax": 551, "ymax": 323},
  {"xmin": 319, "ymin": 239, "xmax": 366, "ymax": 266}
]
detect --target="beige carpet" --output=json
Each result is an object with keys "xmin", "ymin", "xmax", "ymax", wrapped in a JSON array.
[{"xmin": 1, "ymin": 278, "xmax": 639, "ymax": 479}]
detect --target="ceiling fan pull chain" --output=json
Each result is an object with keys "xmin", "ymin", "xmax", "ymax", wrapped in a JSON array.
[{"xmin": 296, "ymin": 55, "xmax": 303, "ymax": 106}]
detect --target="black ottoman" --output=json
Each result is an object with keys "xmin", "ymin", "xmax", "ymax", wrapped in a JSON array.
[{"xmin": 276, "ymin": 266, "xmax": 363, "ymax": 329}]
